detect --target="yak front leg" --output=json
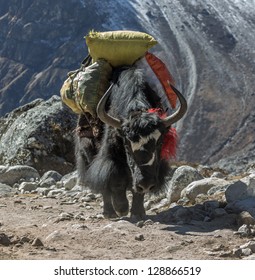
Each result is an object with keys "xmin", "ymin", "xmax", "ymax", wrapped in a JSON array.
[
  {"xmin": 111, "ymin": 188, "xmax": 129, "ymax": 217},
  {"xmin": 130, "ymin": 191, "xmax": 146, "ymax": 221}
]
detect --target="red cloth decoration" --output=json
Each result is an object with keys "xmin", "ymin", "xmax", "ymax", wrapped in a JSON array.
[
  {"xmin": 161, "ymin": 127, "xmax": 178, "ymax": 160},
  {"xmin": 148, "ymin": 108, "xmax": 178, "ymax": 160},
  {"xmin": 145, "ymin": 52, "xmax": 177, "ymax": 109}
]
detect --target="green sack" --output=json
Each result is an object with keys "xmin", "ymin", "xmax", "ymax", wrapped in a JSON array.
[
  {"xmin": 85, "ymin": 30, "xmax": 157, "ymax": 67},
  {"xmin": 60, "ymin": 59, "xmax": 112, "ymax": 116}
]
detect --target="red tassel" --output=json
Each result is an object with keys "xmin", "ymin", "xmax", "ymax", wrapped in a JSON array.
[
  {"xmin": 148, "ymin": 108, "xmax": 178, "ymax": 160},
  {"xmin": 161, "ymin": 127, "xmax": 178, "ymax": 160}
]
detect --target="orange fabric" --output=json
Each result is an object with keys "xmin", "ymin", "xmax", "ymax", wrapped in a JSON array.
[{"xmin": 145, "ymin": 52, "xmax": 177, "ymax": 109}]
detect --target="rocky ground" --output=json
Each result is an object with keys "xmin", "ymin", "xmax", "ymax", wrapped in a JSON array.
[{"xmin": 1, "ymin": 164, "xmax": 255, "ymax": 260}]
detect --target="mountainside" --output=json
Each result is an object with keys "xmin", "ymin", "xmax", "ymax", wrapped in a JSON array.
[{"xmin": 0, "ymin": 0, "xmax": 254, "ymax": 172}]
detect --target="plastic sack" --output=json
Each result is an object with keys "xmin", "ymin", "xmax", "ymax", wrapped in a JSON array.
[
  {"xmin": 85, "ymin": 30, "xmax": 157, "ymax": 67},
  {"xmin": 60, "ymin": 59, "xmax": 112, "ymax": 116}
]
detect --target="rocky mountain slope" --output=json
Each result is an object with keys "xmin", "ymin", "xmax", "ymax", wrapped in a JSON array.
[{"xmin": 0, "ymin": 0, "xmax": 254, "ymax": 173}]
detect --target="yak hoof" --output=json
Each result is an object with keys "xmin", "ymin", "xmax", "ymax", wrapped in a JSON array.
[
  {"xmin": 112, "ymin": 196, "xmax": 129, "ymax": 218},
  {"xmin": 130, "ymin": 213, "xmax": 147, "ymax": 222},
  {"xmin": 103, "ymin": 211, "xmax": 118, "ymax": 219},
  {"xmin": 116, "ymin": 210, "xmax": 129, "ymax": 218}
]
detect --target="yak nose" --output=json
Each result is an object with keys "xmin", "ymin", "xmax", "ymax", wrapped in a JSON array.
[{"xmin": 136, "ymin": 183, "xmax": 156, "ymax": 194}]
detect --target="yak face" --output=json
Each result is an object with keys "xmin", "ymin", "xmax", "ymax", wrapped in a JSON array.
[{"xmin": 121, "ymin": 112, "xmax": 169, "ymax": 194}]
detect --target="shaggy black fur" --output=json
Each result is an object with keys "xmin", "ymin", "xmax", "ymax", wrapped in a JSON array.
[{"xmin": 75, "ymin": 67, "xmax": 170, "ymax": 219}]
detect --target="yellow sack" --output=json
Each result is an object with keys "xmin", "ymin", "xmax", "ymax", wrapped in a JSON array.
[
  {"xmin": 85, "ymin": 30, "xmax": 157, "ymax": 67},
  {"xmin": 60, "ymin": 70, "xmax": 82, "ymax": 114},
  {"xmin": 60, "ymin": 59, "xmax": 112, "ymax": 116}
]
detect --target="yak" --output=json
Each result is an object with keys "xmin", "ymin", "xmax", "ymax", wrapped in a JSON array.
[{"xmin": 75, "ymin": 66, "xmax": 187, "ymax": 219}]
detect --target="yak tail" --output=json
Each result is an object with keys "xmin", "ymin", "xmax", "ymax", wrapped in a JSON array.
[{"xmin": 85, "ymin": 156, "xmax": 129, "ymax": 193}]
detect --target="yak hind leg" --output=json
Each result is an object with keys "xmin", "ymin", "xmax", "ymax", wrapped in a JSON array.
[
  {"xmin": 75, "ymin": 113, "xmax": 103, "ymax": 187},
  {"xmin": 75, "ymin": 137, "xmax": 96, "ymax": 187},
  {"xmin": 102, "ymin": 186, "xmax": 129, "ymax": 218},
  {"xmin": 102, "ymin": 189, "xmax": 118, "ymax": 219},
  {"xmin": 130, "ymin": 191, "xmax": 146, "ymax": 221}
]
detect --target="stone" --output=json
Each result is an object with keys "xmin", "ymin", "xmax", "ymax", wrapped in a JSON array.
[
  {"xmin": 167, "ymin": 165, "xmax": 203, "ymax": 203},
  {"xmin": 0, "ymin": 165, "xmax": 40, "ymax": 186},
  {"xmin": 0, "ymin": 233, "xmax": 11, "ymax": 246},
  {"xmin": 181, "ymin": 178, "xmax": 230, "ymax": 203},
  {"xmin": 36, "ymin": 187, "xmax": 51, "ymax": 196},
  {"xmin": 150, "ymin": 198, "xmax": 170, "ymax": 212},
  {"xmin": 86, "ymin": 193, "xmax": 96, "ymax": 199},
  {"xmin": 240, "ymin": 241, "xmax": 255, "ymax": 253},
  {"xmin": 96, "ymin": 214, "xmax": 104, "ymax": 219},
  {"xmin": 136, "ymin": 221, "xmax": 144, "ymax": 228},
  {"xmin": 232, "ymin": 248, "xmax": 242, "ymax": 258},
  {"xmin": 47, "ymin": 189, "xmax": 65, "ymax": 198},
  {"xmin": 82, "ymin": 196, "xmax": 93, "ymax": 202},
  {"xmin": 104, "ymin": 220, "xmax": 137, "ymax": 231},
  {"xmin": 225, "ymin": 180, "xmax": 250, "ymax": 203},
  {"xmin": 32, "ymin": 237, "xmax": 44, "ymax": 247},
  {"xmin": 234, "ymin": 224, "xmax": 253, "ymax": 237},
  {"xmin": 237, "ymin": 211, "xmax": 255, "ymax": 226},
  {"xmin": 171, "ymin": 205, "xmax": 193, "ymax": 224},
  {"xmin": 225, "ymin": 197, "xmax": 255, "ymax": 214},
  {"xmin": 210, "ymin": 171, "xmax": 225, "ymax": 178},
  {"xmin": 0, "ymin": 97, "xmax": 76, "ymax": 175},
  {"xmin": 241, "ymin": 248, "xmax": 252, "ymax": 256},
  {"xmin": 241, "ymin": 174, "xmax": 255, "ymax": 194},
  {"xmin": 20, "ymin": 236, "xmax": 31, "ymax": 244},
  {"xmin": 45, "ymin": 230, "xmax": 64, "ymax": 242},
  {"xmin": 74, "ymin": 214, "xmax": 85, "ymax": 221},
  {"xmin": 39, "ymin": 178, "xmax": 57, "ymax": 188},
  {"xmin": 59, "ymin": 212, "xmax": 74, "ymax": 221},
  {"xmin": 19, "ymin": 182, "xmax": 38, "ymax": 192},
  {"xmin": 40, "ymin": 170, "xmax": 63, "ymax": 183},
  {"xmin": 243, "ymin": 254, "xmax": 255, "ymax": 260},
  {"xmin": 60, "ymin": 171, "xmax": 77, "ymax": 190},
  {"xmin": 143, "ymin": 219, "xmax": 154, "ymax": 226},
  {"xmin": 71, "ymin": 224, "xmax": 88, "ymax": 230},
  {"xmin": 203, "ymin": 200, "xmax": 220, "ymax": 211},
  {"xmin": 135, "ymin": 234, "xmax": 145, "ymax": 241},
  {"xmin": 0, "ymin": 183, "xmax": 13, "ymax": 195},
  {"xmin": 213, "ymin": 208, "xmax": 227, "ymax": 217},
  {"xmin": 207, "ymin": 185, "xmax": 229, "ymax": 196}
]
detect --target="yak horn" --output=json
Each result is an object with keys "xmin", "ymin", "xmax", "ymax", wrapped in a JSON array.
[
  {"xmin": 162, "ymin": 85, "xmax": 187, "ymax": 127},
  {"xmin": 96, "ymin": 83, "xmax": 122, "ymax": 129}
]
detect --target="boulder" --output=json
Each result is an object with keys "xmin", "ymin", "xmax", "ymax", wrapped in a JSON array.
[
  {"xmin": 39, "ymin": 170, "xmax": 63, "ymax": 188},
  {"xmin": 0, "ymin": 165, "xmax": 40, "ymax": 186},
  {"xmin": 167, "ymin": 165, "xmax": 203, "ymax": 203},
  {"xmin": 181, "ymin": 178, "xmax": 231, "ymax": 203},
  {"xmin": 40, "ymin": 170, "xmax": 63, "ymax": 183},
  {"xmin": 237, "ymin": 211, "xmax": 255, "ymax": 226},
  {"xmin": 241, "ymin": 174, "xmax": 255, "ymax": 195},
  {"xmin": 19, "ymin": 182, "xmax": 38, "ymax": 192},
  {"xmin": 225, "ymin": 197, "xmax": 255, "ymax": 215},
  {"xmin": 39, "ymin": 178, "xmax": 57, "ymax": 188},
  {"xmin": 61, "ymin": 171, "xmax": 78, "ymax": 190},
  {"xmin": 0, "ymin": 97, "xmax": 77, "ymax": 175},
  {"xmin": 0, "ymin": 183, "xmax": 13, "ymax": 195},
  {"xmin": 225, "ymin": 180, "xmax": 250, "ymax": 203}
]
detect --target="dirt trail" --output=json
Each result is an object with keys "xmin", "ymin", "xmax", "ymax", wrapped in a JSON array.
[{"xmin": 0, "ymin": 192, "xmax": 250, "ymax": 260}]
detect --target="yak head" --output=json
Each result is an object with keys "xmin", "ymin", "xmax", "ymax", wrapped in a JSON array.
[{"xmin": 97, "ymin": 83, "xmax": 187, "ymax": 194}]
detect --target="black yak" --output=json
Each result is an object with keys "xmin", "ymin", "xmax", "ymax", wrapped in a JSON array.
[{"xmin": 75, "ymin": 67, "xmax": 187, "ymax": 219}]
